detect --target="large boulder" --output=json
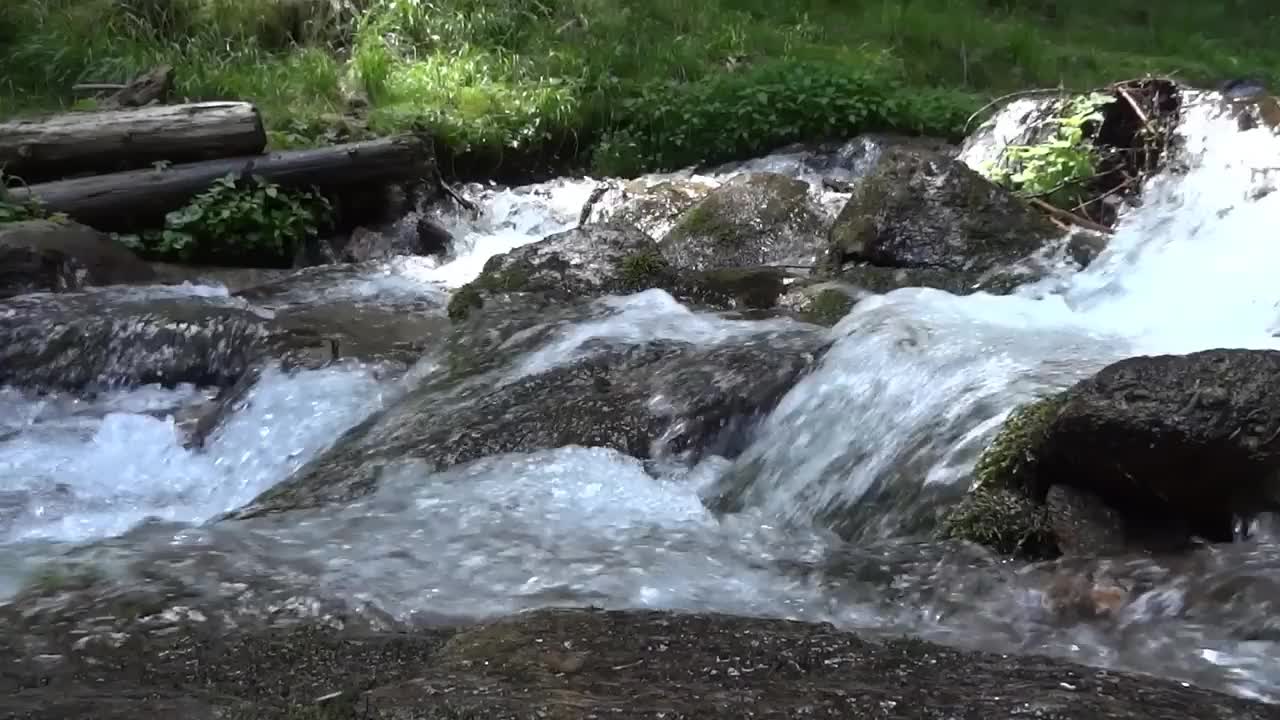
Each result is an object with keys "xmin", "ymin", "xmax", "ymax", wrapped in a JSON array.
[
  {"xmin": 0, "ymin": 219, "xmax": 155, "ymax": 297},
  {"xmin": 447, "ymin": 222, "xmax": 677, "ymax": 321},
  {"xmin": 230, "ymin": 331, "xmax": 827, "ymax": 517},
  {"xmin": 1, "ymin": 604, "xmax": 1272, "ymax": 720},
  {"xmin": 823, "ymin": 146, "xmax": 1061, "ymax": 277},
  {"xmin": 1038, "ymin": 349, "xmax": 1280, "ymax": 542},
  {"xmin": 659, "ymin": 172, "xmax": 827, "ymax": 271},
  {"xmin": 579, "ymin": 176, "xmax": 719, "ymax": 240},
  {"xmin": 944, "ymin": 349, "xmax": 1280, "ymax": 558}
]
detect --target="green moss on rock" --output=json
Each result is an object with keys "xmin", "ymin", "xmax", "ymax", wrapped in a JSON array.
[
  {"xmin": 614, "ymin": 250, "xmax": 674, "ymax": 291},
  {"xmin": 802, "ymin": 288, "xmax": 855, "ymax": 325},
  {"xmin": 940, "ymin": 485, "xmax": 1056, "ymax": 558},
  {"xmin": 973, "ymin": 392, "xmax": 1067, "ymax": 493},
  {"xmin": 446, "ymin": 285, "xmax": 485, "ymax": 321}
]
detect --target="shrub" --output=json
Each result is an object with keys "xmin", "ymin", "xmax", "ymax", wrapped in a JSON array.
[
  {"xmin": 592, "ymin": 60, "xmax": 977, "ymax": 175},
  {"xmin": 119, "ymin": 174, "xmax": 333, "ymax": 266}
]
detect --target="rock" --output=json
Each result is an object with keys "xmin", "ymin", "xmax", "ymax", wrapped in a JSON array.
[
  {"xmin": 1045, "ymin": 483, "xmax": 1128, "ymax": 557},
  {"xmin": 659, "ymin": 172, "xmax": 827, "ymax": 271},
  {"xmin": 823, "ymin": 146, "xmax": 1061, "ymax": 276},
  {"xmin": 0, "ymin": 245, "xmax": 85, "ymax": 299},
  {"xmin": 230, "ymin": 331, "xmax": 827, "ymax": 517},
  {"xmin": 447, "ymin": 222, "xmax": 676, "ymax": 321},
  {"xmin": 0, "ymin": 291, "xmax": 334, "ymax": 391},
  {"xmin": 341, "ymin": 217, "xmax": 452, "ymax": 263},
  {"xmin": 580, "ymin": 176, "xmax": 719, "ymax": 240},
  {"xmin": 1038, "ymin": 349, "xmax": 1280, "ymax": 544},
  {"xmin": 1, "ymin": 606, "xmax": 1273, "ymax": 720},
  {"xmin": 0, "ymin": 219, "xmax": 155, "ymax": 293}
]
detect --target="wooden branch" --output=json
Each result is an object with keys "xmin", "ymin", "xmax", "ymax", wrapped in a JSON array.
[
  {"xmin": 963, "ymin": 87, "xmax": 1068, "ymax": 133},
  {"xmin": 1028, "ymin": 197, "xmax": 1114, "ymax": 235},
  {"xmin": 7, "ymin": 135, "xmax": 433, "ymax": 233},
  {"xmin": 0, "ymin": 101, "xmax": 266, "ymax": 183}
]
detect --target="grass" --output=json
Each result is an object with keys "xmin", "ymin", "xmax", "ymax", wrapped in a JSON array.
[{"xmin": 1, "ymin": 0, "xmax": 1278, "ymax": 180}]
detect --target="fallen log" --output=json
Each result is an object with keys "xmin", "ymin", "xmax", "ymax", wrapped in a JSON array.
[
  {"xmin": 8, "ymin": 135, "xmax": 433, "ymax": 233},
  {"xmin": 0, "ymin": 101, "xmax": 266, "ymax": 183}
]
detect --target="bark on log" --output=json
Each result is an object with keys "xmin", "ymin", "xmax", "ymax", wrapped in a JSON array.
[
  {"xmin": 8, "ymin": 135, "xmax": 434, "ymax": 233},
  {"xmin": 0, "ymin": 101, "xmax": 266, "ymax": 183}
]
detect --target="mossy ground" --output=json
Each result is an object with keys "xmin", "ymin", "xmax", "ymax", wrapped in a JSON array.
[{"xmin": 3, "ymin": 0, "xmax": 1276, "ymax": 181}]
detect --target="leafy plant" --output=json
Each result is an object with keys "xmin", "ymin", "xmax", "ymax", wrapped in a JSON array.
[
  {"xmin": 0, "ymin": 176, "xmax": 61, "ymax": 224},
  {"xmin": 983, "ymin": 92, "xmax": 1114, "ymax": 198},
  {"xmin": 122, "ymin": 173, "xmax": 333, "ymax": 265}
]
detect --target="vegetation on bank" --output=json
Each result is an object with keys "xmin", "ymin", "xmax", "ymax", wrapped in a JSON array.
[{"xmin": 2, "ymin": 0, "xmax": 1277, "ymax": 179}]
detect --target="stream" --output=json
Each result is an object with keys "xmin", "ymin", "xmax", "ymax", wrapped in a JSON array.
[{"xmin": 5, "ymin": 91, "xmax": 1280, "ymax": 704}]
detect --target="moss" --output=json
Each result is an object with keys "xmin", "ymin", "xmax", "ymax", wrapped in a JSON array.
[
  {"xmin": 801, "ymin": 288, "xmax": 855, "ymax": 326},
  {"xmin": 972, "ymin": 391, "xmax": 1068, "ymax": 493},
  {"xmin": 940, "ymin": 485, "xmax": 1057, "ymax": 558},
  {"xmin": 446, "ymin": 285, "xmax": 485, "ymax": 322},
  {"xmin": 615, "ymin": 250, "xmax": 674, "ymax": 291}
]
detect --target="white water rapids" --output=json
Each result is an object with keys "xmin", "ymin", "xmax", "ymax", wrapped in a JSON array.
[{"xmin": 4, "ymin": 91, "xmax": 1280, "ymax": 702}]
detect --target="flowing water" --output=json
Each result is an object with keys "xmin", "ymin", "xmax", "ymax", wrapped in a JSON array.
[{"xmin": 4, "ymin": 91, "xmax": 1280, "ymax": 703}]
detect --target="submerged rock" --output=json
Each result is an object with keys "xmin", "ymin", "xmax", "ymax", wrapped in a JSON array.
[
  {"xmin": 659, "ymin": 172, "xmax": 827, "ymax": 271},
  {"xmin": 2, "ymin": 605, "xmax": 1272, "ymax": 720},
  {"xmin": 823, "ymin": 146, "xmax": 1060, "ymax": 278},
  {"xmin": 0, "ymin": 219, "xmax": 155, "ymax": 297},
  {"xmin": 231, "ymin": 330, "xmax": 827, "ymax": 517}
]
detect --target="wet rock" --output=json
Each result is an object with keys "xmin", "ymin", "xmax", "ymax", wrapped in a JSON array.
[
  {"xmin": 580, "ymin": 176, "xmax": 719, "ymax": 240},
  {"xmin": 341, "ymin": 217, "xmax": 452, "ymax": 263},
  {"xmin": 1045, "ymin": 484, "xmax": 1128, "ymax": 557},
  {"xmin": 0, "ymin": 292, "xmax": 337, "ymax": 391},
  {"xmin": 659, "ymin": 172, "xmax": 827, "ymax": 271},
  {"xmin": 1037, "ymin": 349, "xmax": 1280, "ymax": 544},
  {"xmin": 0, "ymin": 245, "xmax": 85, "ymax": 299},
  {"xmin": 0, "ymin": 220, "xmax": 155, "ymax": 294},
  {"xmin": 447, "ymin": 222, "xmax": 676, "ymax": 321},
  {"xmin": 3, "ymin": 607, "xmax": 1274, "ymax": 720},
  {"xmin": 823, "ymin": 146, "xmax": 1061, "ymax": 276},
  {"xmin": 231, "ymin": 331, "xmax": 827, "ymax": 517}
]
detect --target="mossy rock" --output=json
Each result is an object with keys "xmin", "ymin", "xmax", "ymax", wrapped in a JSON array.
[
  {"xmin": 446, "ymin": 223, "xmax": 674, "ymax": 322},
  {"xmin": 659, "ymin": 172, "xmax": 826, "ymax": 271},
  {"xmin": 940, "ymin": 485, "xmax": 1056, "ymax": 558},
  {"xmin": 972, "ymin": 392, "xmax": 1068, "ymax": 493},
  {"xmin": 823, "ymin": 146, "xmax": 1060, "ymax": 277}
]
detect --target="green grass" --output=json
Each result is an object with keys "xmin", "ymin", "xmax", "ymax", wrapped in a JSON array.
[{"xmin": 2, "ymin": 0, "xmax": 1278, "ymax": 179}]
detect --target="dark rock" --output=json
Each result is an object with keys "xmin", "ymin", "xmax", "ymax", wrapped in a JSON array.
[
  {"xmin": 823, "ymin": 146, "xmax": 1060, "ymax": 276},
  {"xmin": 939, "ymin": 485, "xmax": 1056, "ymax": 558},
  {"xmin": 0, "ymin": 245, "xmax": 85, "ymax": 299},
  {"xmin": 580, "ymin": 176, "xmax": 719, "ymax": 240},
  {"xmin": 659, "ymin": 172, "xmax": 826, "ymax": 271},
  {"xmin": 1045, "ymin": 483, "xmax": 1128, "ymax": 557},
  {"xmin": 1, "ymin": 606, "xmax": 1273, "ymax": 720},
  {"xmin": 0, "ymin": 220, "xmax": 155, "ymax": 293},
  {"xmin": 230, "ymin": 331, "xmax": 826, "ymax": 517},
  {"xmin": 447, "ymin": 223, "xmax": 676, "ymax": 321},
  {"xmin": 1038, "ymin": 349, "xmax": 1280, "ymax": 544},
  {"xmin": 0, "ymin": 292, "xmax": 335, "ymax": 391},
  {"xmin": 1068, "ymin": 230, "xmax": 1110, "ymax": 268},
  {"xmin": 341, "ymin": 217, "xmax": 452, "ymax": 263}
]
